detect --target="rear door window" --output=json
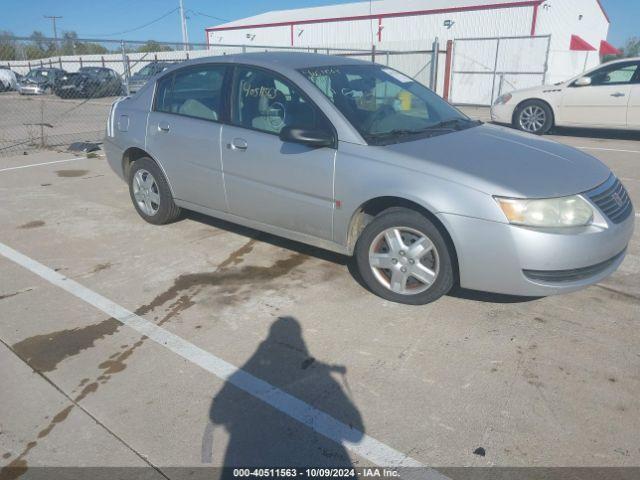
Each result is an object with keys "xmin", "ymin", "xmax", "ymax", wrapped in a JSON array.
[{"xmin": 154, "ymin": 64, "xmax": 227, "ymax": 122}]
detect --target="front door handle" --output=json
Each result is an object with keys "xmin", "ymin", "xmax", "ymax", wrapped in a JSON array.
[
  {"xmin": 227, "ymin": 137, "xmax": 248, "ymax": 151},
  {"xmin": 610, "ymin": 92, "xmax": 626, "ymax": 98},
  {"xmin": 158, "ymin": 121, "xmax": 170, "ymax": 132}
]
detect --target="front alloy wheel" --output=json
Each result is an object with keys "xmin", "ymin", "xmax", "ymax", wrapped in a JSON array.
[
  {"xmin": 355, "ymin": 208, "xmax": 454, "ymax": 305},
  {"xmin": 519, "ymin": 105, "xmax": 546, "ymax": 133},
  {"xmin": 514, "ymin": 100, "xmax": 553, "ymax": 135},
  {"xmin": 368, "ymin": 227, "xmax": 439, "ymax": 295}
]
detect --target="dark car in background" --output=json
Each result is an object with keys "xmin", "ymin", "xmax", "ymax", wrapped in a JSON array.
[
  {"xmin": 128, "ymin": 61, "xmax": 174, "ymax": 93},
  {"xmin": 54, "ymin": 67, "xmax": 124, "ymax": 99},
  {"xmin": 17, "ymin": 67, "xmax": 66, "ymax": 95}
]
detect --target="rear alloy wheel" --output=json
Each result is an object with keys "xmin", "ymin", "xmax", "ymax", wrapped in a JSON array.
[
  {"xmin": 128, "ymin": 156, "xmax": 181, "ymax": 225},
  {"xmin": 514, "ymin": 100, "xmax": 553, "ymax": 134},
  {"xmin": 355, "ymin": 208, "xmax": 454, "ymax": 305}
]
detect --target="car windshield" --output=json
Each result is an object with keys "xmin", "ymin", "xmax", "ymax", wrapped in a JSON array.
[
  {"xmin": 24, "ymin": 70, "xmax": 49, "ymax": 81},
  {"xmin": 299, "ymin": 64, "xmax": 479, "ymax": 145},
  {"xmin": 79, "ymin": 67, "xmax": 104, "ymax": 76},
  {"xmin": 136, "ymin": 64, "xmax": 164, "ymax": 78}
]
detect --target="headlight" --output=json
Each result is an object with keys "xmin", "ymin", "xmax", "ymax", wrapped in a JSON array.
[
  {"xmin": 494, "ymin": 93, "xmax": 512, "ymax": 105},
  {"xmin": 495, "ymin": 195, "xmax": 594, "ymax": 227}
]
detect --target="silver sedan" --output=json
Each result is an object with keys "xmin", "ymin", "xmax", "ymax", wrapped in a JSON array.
[{"xmin": 104, "ymin": 53, "xmax": 635, "ymax": 305}]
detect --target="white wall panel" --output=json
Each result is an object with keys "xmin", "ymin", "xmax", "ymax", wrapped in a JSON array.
[
  {"xmin": 209, "ymin": 26, "xmax": 291, "ymax": 46},
  {"xmin": 294, "ymin": 20, "xmax": 374, "ymax": 48},
  {"xmin": 381, "ymin": 7, "xmax": 532, "ymax": 45}
]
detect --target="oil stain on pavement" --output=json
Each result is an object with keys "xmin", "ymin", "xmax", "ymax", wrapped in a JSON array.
[
  {"xmin": 55, "ymin": 170, "xmax": 89, "ymax": 178},
  {"xmin": 11, "ymin": 319, "xmax": 122, "ymax": 372},
  {"xmin": 17, "ymin": 221, "xmax": 44, "ymax": 229},
  {"xmin": 1, "ymin": 238, "xmax": 309, "ymax": 479}
]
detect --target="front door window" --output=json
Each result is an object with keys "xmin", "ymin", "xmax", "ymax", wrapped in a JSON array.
[{"xmin": 230, "ymin": 67, "xmax": 327, "ymax": 134}]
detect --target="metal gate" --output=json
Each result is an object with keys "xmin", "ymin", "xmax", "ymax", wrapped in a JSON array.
[{"xmin": 449, "ymin": 35, "xmax": 551, "ymax": 106}]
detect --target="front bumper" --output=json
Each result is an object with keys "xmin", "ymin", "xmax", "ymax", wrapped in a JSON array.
[
  {"xmin": 18, "ymin": 84, "xmax": 47, "ymax": 95},
  {"xmin": 438, "ymin": 206, "xmax": 635, "ymax": 297},
  {"xmin": 55, "ymin": 84, "xmax": 85, "ymax": 96},
  {"xmin": 490, "ymin": 102, "xmax": 515, "ymax": 125}
]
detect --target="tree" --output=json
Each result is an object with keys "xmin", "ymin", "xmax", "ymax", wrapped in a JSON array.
[
  {"xmin": 620, "ymin": 37, "xmax": 640, "ymax": 58},
  {"xmin": 30, "ymin": 31, "xmax": 46, "ymax": 51},
  {"xmin": 137, "ymin": 40, "xmax": 173, "ymax": 53},
  {"xmin": 0, "ymin": 30, "xmax": 17, "ymax": 60},
  {"xmin": 60, "ymin": 30, "xmax": 78, "ymax": 55},
  {"xmin": 59, "ymin": 30, "xmax": 107, "ymax": 56}
]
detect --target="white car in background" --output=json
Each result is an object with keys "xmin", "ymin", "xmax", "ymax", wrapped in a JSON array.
[
  {"xmin": 0, "ymin": 67, "xmax": 18, "ymax": 92},
  {"xmin": 491, "ymin": 57, "xmax": 640, "ymax": 134}
]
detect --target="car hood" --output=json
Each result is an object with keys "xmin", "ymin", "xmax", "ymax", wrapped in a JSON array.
[{"xmin": 384, "ymin": 124, "xmax": 610, "ymax": 198}]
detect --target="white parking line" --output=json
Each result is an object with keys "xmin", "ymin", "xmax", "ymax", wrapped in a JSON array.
[
  {"xmin": 0, "ymin": 157, "xmax": 88, "ymax": 173},
  {"xmin": 577, "ymin": 146, "xmax": 640, "ymax": 154},
  {"xmin": 0, "ymin": 241, "xmax": 449, "ymax": 477}
]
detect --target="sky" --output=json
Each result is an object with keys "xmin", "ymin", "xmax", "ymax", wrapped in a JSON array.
[{"xmin": 0, "ymin": 0, "xmax": 636, "ymax": 47}]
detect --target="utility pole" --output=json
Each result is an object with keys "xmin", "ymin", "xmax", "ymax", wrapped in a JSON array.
[
  {"xmin": 179, "ymin": 0, "xmax": 190, "ymax": 50},
  {"xmin": 44, "ymin": 15, "xmax": 62, "ymax": 48}
]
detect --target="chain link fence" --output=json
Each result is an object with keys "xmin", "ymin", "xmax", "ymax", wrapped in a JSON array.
[{"xmin": 0, "ymin": 35, "xmax": 442, "ymax": 157}]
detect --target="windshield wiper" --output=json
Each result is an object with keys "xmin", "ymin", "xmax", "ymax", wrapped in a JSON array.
[
  {"xmin": 366, "ymin": 127, "xmax": 457, "ymax": 144},
  {"xmin": 367, "ymin": 128, "xmax": 428, "ymax": 139},
  {"xmin": 425, "ymin": 118, "xmax": 482, "ymax": 131}
]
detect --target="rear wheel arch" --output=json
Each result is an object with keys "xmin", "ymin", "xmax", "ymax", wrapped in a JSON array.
[
  {"xmin": 346, "ymin": 196, "xmax": 460, "ymax": 282},
  {"xmin": 122, "ymin": 148, "xmax": 175, "ymax": 197}
]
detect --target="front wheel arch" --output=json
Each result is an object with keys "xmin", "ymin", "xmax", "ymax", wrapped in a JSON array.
[
  {"xmin": 346, "ymin": 196, "xmax": 460, "ymax": 284},
  {"xmin": 512, "ymin": 98, "xmax": 555, "ymax": 133}
]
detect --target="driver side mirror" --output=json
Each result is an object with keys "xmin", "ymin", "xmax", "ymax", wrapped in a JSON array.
[
  {"xmin": 574, "ymin": 77, "xmax": 592, "ymax": 87},
  {"xmin": 279, "ymin": 126, "xmax": 335, "ymax": 148}
]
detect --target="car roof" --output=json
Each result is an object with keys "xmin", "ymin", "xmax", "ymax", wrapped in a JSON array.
[
  {"xmin": 163, "ymin": 51, "xmax": 372, "ymax": 75},
  {"xmin": 602, "ymin": 56, "xmax": 640, "ymax": 65}
]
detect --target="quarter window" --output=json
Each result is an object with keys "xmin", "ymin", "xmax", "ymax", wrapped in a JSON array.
[
  {"xmin": 154, "ymin": 64, "xmax": 226, "ymax": 122},
  {"xmin": 230, "ymin": 67, "xmax": 326, "ymax": 135}
]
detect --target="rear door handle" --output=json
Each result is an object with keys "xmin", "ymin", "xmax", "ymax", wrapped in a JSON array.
[
  {"xmin": 610, "ymin": 92, "xmax": 626, "ymax": 98},
  {"xmin": 227, "ymin": 137, "xmax": 248, "ymax": 151},
  {"xmin": 158, "ymin": 121, "xmax": 170, "ymax": 132}
]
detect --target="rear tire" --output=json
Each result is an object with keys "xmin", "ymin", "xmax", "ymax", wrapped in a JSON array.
[
  {"xmin": 128, "ymin": 157, "xmax": 181, "ymax": 225},
  {"xmin": 513, "ymin": 99, "xmax": 553, "ymax": 135},
  {"xmin": 354, "ymin": 208, "xmax": 454, "ymax": 305}
]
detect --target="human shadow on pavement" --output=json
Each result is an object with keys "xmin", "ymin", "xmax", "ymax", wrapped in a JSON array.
[{"xmin": 201, "ymin": 316, "xmax": 363, "ymax": 472}]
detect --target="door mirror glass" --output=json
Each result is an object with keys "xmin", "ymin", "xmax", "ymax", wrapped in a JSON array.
[
  {"xmin": 575, "ymin": 77, "xmax": 592, "ymax": 87},
  {"xmin": 279, "ymin": 126, "xmax": 334, "ymax": 148}
]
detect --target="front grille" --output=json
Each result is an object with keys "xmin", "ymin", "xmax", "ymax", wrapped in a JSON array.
[
  {"xmin": 523, "ymin": 250, "xmax": 626, "ymax": 283},
  {"xmin": 587, "ymin": 175, "xmax": 633, "ymax": 224}
]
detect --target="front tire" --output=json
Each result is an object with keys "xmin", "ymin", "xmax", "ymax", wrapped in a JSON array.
[
  {"xmin": 513, "ymin": 100, "xmax": 553, "ymax": 135},
  {"xmin": 128, "ymin": 157, "xmax": 181, "ymax": 225},
  {"xmin": 355, "ymin": 208, "xmax": 454, "ymax": 305}
]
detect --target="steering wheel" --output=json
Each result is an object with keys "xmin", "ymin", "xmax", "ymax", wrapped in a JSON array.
[{"xmin": 362, "ymin": 104, "xmax": 395, "ymax": 132}]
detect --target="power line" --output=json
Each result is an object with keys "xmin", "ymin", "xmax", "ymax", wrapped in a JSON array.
[
  {"xmin": 186, "ymin": 9, "xmax": 228, "ymax": 22},
  {"xmin": 81, "ymin": 7, "xmax": 179, "ymax": 38}
]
